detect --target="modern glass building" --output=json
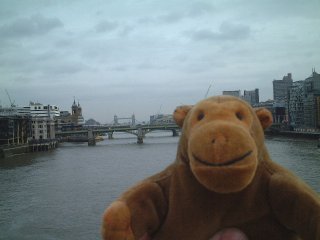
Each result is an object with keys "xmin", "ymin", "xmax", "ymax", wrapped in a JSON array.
[{"xmin": 288, "ymin": 69, "xmax": 320, "ymax": 129}]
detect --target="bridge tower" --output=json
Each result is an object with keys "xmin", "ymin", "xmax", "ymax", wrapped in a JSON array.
[
  {"xmin": 132, "ymin": 114, "xmax": 136, "ymax": 127},
  {"xmin": 114, "ymin": 115, "xmax": 118, "ymax": 125}
]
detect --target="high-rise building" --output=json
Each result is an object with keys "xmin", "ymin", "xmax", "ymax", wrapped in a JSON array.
[
  {"xmin": 273, "ymin": 73, "xmax": 293, "ymax": 102},
  {"xmin": 288, "ymin": 81, "xmax": 305, "ymax": 127},
  {"xmin": 243, "ymin": 89, "xmax": 259, "ymax": 105},
  {"xmin": 303, "ymin": 69, "xmax": 320, "ymax": 129},
  {"xmin": 288, "ymin": 69, "xmax": 320, "ymax": 129}
]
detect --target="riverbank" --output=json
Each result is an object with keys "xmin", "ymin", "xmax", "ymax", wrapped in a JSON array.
[
  {"xmin": 0, "ymin": 139, "xmax": 58, "ymax": 158},
  {"xmin": 265, "ymin": 130, "xmax": 320, "ymax": 139},
  {"xmin": 0, "ymin": 144, "xmax": 29, "ymax": 158}
]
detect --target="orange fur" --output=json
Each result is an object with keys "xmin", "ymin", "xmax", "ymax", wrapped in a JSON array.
[{"xmin": 102, "ymin": 96, "xmax": 320, "ymax": 240}]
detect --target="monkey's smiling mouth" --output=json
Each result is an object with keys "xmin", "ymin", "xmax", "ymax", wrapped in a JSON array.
[{"xmin": 193, "ymin": 150, "xmax": 253, "ymax": 167}]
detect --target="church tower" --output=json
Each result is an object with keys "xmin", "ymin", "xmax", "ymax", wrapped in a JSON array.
[{"xmin": 71, "ymin": 98, "xmax": 84, "ymax": 125}]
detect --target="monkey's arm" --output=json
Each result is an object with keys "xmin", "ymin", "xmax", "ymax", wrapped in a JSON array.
[
  {"xmin": 269, "ymin": 173, "xmax": 320, "ymax": 240},
  {"xmin": 102, "ymin": 181, "xmax": 168, "ymax": 240}
]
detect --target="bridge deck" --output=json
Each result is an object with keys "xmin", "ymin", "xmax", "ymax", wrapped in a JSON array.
[{"xmin": 56, "ymin": 124, "xmax": 180, "ymax": 136}]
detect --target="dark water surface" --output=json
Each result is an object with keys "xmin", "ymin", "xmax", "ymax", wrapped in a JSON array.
[{"xmin": 0, "ymin": 132, "xmax": 319, "ymax": 240}]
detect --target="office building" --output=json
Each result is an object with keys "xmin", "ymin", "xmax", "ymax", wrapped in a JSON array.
[
  {"xmin": 243, "ymin": 89, "xmax": 259, "ymax": 105},
  {"xmin": 288, "ymin": 69, "xmax": 320, "ymax": 129},
  {"xmin": 273, "ymin": 73, "xmax": 293, "ymax": 102},
  {"xmin": 288, "ymin": 81, "xmax": 305, "ymax": 127}
]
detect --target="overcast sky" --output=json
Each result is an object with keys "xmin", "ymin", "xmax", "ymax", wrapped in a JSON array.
[{"xmin": 0, "ymin": 0, "xmax": 319, "ymax": 123}]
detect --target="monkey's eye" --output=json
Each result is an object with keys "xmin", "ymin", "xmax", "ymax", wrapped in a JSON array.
[
  {"xmin": 197, "ymin": 112, "xmax": 205, "ymax": 121},
  {"xmin": 236, "ymin": 112, "xmax": 244, "ymax": 121}
]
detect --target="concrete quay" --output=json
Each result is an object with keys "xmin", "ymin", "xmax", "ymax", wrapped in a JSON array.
[{"xmin": 0, "ymin": 139, "xmax": 58, "ymax": 158}]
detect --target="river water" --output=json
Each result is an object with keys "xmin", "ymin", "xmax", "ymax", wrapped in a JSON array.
[{"xmin": 0, "ymin": 132, "xmax": 319, "ymax": 240}]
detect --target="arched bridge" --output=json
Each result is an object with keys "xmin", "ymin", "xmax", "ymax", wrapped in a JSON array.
[{"xmin": 56, "ymin": 124, "xmax": 180, "ymax": 145}]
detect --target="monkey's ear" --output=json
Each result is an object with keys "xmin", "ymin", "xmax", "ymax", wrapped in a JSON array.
[
  {"xmin": 254, "ymin": 108, "xmax": 273, "ymax": 130},
  {"xmin": 173, "ymin": 105, "xmax": 193, "ymax": 127}
]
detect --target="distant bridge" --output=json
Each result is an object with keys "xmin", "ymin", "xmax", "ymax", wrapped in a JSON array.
[{"xmin": 56, "ymin": 123, "xmax": 180, "ymax": 145}]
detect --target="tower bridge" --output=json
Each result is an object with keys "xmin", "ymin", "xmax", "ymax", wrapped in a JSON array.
[
  {"xmin": 56, "ymin": 123, "xmax": 180, "ymax": 145},
  {"xmin": 113, "ymin": 114, "xmax": 136, "ymax": 126}
]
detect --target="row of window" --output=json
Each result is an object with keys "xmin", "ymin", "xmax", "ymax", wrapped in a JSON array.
[
  {"xmin": 32, "ymin": 130, "xmax": 46, "ymax": 134},
  {"xmin": 33, "ymin": 106, "xmax": 59, "ymax": 110},
  {"xmin": 32, "ymin": 121, "xmax": 53, "ymax": 124},
  {"xmin": 32, "ymin": 125, "xmax": 44, "ymax": 128}
]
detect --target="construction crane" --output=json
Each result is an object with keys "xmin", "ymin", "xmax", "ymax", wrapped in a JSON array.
[
  {"xmin": 5, "ymin": 89, "xmax": 15, "ymax": 107},
  {"xmin": 204, "ymin": 81, "xmax": 213, "ymax": 98}
]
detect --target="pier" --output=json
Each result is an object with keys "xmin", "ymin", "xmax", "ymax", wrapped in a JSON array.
[{"xmin": 28, "ymin": 139, "xmax": 58, "ymax": 152}]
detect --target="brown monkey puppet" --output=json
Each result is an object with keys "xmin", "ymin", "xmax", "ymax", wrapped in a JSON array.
[{"xmin": 102, "ymin": 95, "xmax": 320, "ymax": 240}]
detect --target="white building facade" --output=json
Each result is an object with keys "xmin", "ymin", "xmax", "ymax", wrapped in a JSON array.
[{"xmin": 29, "ymin": 102, "xmax": 60, "ymax": 140}]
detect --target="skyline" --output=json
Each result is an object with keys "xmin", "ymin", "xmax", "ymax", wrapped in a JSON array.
[{"xmin": 1, "ymin": 0, "xmax": 320, "ymax": 122}]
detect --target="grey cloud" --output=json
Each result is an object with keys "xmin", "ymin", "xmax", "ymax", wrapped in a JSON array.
[
  {"xmin": 136, "ymin": 62, "xmax": 163, "ymax": 70},
  {"xmin": 187, "ymin": 2, "xmax": 215, "ymax": 17},
  {"xmin": 137, "ymin": 17, "xmax": 156, "ymax": 25},
  {"xmin": 54, "ymin": 39, "xmax": 74, "ymax": 48},
  {"xmin": 118, "ymin": 25, "xmax": 135, "ymax": 37},
  {"xmin": 222, "ymin": 0, "xmax": 320, "ymax": 22},
  {"xmin": 43, "ymin": 62, "xmax": 87, "ymax": 75},
  {"xmin": 136, "ymin": 14, "xmax": 182, "ymax": 25},
  {"xmin": 95, "ymin": 20, "xmax": 119, "ymax": 33},
  {"xmin": 0, "ymin": 14, "xmax": 63, "ymax": 39},
  {"xmin": 0, "ymin": 44, "xmax": 86, "ymax": 78},
  {"xmin": 137, "ymin": 2, "xmax": 214, "ymax": 25},
  {"xmin": 111, "ymin": 65, "xmax": 129, "ymax": 72},
  {"xmin": 219, "ymin": 22, "xmax": 251, "ymax": 40},
  {"xmin": 189, "ymin": 21, "xmax": 251, "ymax": 42},
  {"xmin": 157, "ymin": 12, "xmax": 185, "ymax": 24}
]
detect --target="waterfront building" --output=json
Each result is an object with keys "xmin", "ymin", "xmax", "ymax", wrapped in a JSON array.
[
  {"xmin": 56, "ymin": 100, "xmax": 85, "ymax": 131},
  {"xmin": 0, "ymin": 115, "xmax": 31, "ymax": 145},
  {"xmin": 27, "ymin": 102, "xmax": 60, "ymax": 140},
  {"xmin": 0, "ymin": 102, "xmax": 59, "ymax": 142},
  {"xmin": 243, "ymin": 88, "xmax": 259, "ymax": 106},
  {"xmin": 253, "ymin": 100, "xmax": 274, "ymax": 113},
  {"xmin": 272, "ymin": 73, "xmax": 293, "ymax": 124},
  {"xmin": 31, "ymin": 117, "xmax": 56, "ymax": 140},
  {"xmin": 254, "ymin": 100, "xmax": 286, "ymax": 124},
  {"xmin": 150, "ymin": 114, "xmax": 174, "ymax": 125},
  {"xmin": 273, "ymin": 101, "xmax": 286, "ymax": 124},
  {"xmin": 29, "ymin": 102, "xmax": 60, "ymax": 118},
  {"xmin": 288, "ymin": 81, "xmax": 305, "ymax": 128},
  {"xmin": 287, "ymin": 69, "xmax": 320, "ymax": 130},
  {"xmin": 273, "ymin": 73, "xmax": 293, "ymax": 103},
  {"xmin": 222, "ymin": 90, "xmax": 241, "ymax": 98},
  {"xmin": 303, "ymin": 69, "xmax": 320, "ymax": 129}
]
